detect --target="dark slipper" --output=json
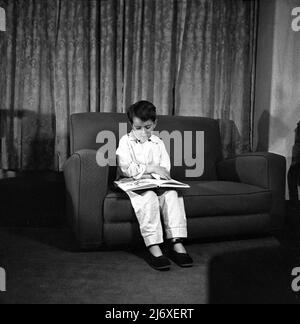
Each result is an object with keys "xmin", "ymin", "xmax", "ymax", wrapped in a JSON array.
[
  {"xmin": 168, "ymin": 238, "xmax": 194, "ymax": 268},
  {"xmin": 147, "ymin": 252, "xmax": 171, "ymax": 271},
  {"xmin": 169, "ymin": 250, "xmax": 194, "ymax": 268}
]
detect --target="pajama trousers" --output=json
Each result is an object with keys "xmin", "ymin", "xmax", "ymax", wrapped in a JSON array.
[{"xmin": 126, "ymin": 189, "xmax": 188, "ymax": 247}]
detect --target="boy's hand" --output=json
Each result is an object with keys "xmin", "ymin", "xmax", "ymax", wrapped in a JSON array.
[
  {"xmin": 146, "ymin": 166, "xmax": 171, "ymax": 180},
  {"xmin": 140, "ymin": 174, "xmax": 153, "ymax": 180}
]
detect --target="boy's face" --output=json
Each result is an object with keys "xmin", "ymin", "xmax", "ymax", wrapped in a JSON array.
[{"xmin": 132, "ymin": 117, "xmax": 157, "ymax": 142}]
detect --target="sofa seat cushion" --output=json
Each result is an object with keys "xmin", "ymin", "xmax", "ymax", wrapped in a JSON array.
[
  {"xmin": 180, "ymin": 181, "xmax": 272, "ymax": 218},
  {"xmin": 103, "ymin": 181, "xmax": 272, "ymax": 223}
]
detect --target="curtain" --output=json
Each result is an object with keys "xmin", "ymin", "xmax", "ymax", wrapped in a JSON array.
[
  {"xmin": 174, "ymin": 0, "xmax": 257, "ymax": 155},
  {"xmin": 54, "ymin": 0, "xmax": 99, "ymax": 169},
  {"xmin": 0, "ymin": 0, "xmax": 57, "ymax": 170},
  {"xmin": 0, "ymin": 0, "xmax": 258, "ymax": 171}
]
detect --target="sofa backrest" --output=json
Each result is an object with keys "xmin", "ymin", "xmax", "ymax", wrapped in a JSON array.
[{"xmin": 70, "ymin": 113, "xmax": 223, "ymax": 182}]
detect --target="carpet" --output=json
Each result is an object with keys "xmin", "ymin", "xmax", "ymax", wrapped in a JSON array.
[
  {"xmin": 209, "ymin": 246, "xmax": 300, "ymax": 304},
  {"xmin": 0, "ymin": 227, "xmax": 281, "ymax": 304}
]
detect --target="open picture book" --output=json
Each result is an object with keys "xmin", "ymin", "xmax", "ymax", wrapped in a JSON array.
[{"xmin": 114, "ymin": 177, "xmax": 190, "ymax": 192}]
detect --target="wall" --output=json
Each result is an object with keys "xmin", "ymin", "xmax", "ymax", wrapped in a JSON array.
[{"xmin": 254, "ymin": 0, "xmax": 300, "ymax": 198}]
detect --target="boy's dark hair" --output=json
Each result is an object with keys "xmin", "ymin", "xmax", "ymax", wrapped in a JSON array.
[{"xmin": 127, "ymin": 101, "xmax": 157, "ymax": 124}]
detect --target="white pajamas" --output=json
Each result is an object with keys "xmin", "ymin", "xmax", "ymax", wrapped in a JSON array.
[{"xmin": 116, "ymin": 131, "xmax": 188, "ymax": 247}]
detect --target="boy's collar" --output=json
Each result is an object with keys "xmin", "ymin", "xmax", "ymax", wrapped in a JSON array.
[{"xmin": 128, "ymin": 131, "xmax": 160, "ymax": 144}]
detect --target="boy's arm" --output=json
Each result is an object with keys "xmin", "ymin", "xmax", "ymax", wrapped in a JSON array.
[{"xmin": 116, "ymin": 137, "xmax": 147, "ymax": 180}]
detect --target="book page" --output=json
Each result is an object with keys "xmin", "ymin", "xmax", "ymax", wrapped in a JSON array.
[
  {"xmin": 115, "ymin": 178, "xmax": 190, "ymax": 192},
  {"xmin": 157, "ymin": 179, "xmax": 187, "ymax": 185}
]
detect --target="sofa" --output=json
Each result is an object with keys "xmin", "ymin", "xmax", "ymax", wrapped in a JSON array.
[{"xmin": 63, "ymin": 113, "xmax": 287, "ymax": 250}]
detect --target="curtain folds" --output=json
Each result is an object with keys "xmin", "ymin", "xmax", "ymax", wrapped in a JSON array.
[{"xmin": 0, "ymin": 0, "xmax": 258, "ymax": 171}]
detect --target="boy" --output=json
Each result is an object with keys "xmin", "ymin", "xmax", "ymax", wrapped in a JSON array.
[{"xmin": 116, "ymin": 101, "xmax": 193, "ymax": 271}]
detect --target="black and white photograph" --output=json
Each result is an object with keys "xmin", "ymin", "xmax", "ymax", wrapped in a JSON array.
[{"xmin": 0, "ymin": 0, "xmax": 300, "ymax": 307}]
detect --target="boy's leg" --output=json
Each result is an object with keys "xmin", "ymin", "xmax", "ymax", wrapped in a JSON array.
[
  {"xmin": 126, "ymin": 190, "xmax": 164, "ymax": 247},
  {"xmin": 158, "ymin": 190, "xmax": 194, "ymax": 267},
  {"xmin": 158, "ymin": 190, "xmax": 188, "ymax": 240}
]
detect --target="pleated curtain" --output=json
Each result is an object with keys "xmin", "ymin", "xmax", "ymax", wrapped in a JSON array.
[{"xmin": 0, "ymin": 0, "xmax": 257, "ymax": 171}]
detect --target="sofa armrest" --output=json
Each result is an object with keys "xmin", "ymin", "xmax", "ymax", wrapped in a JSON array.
[
  {"xmin": 217, "ymin": 152, "xmax": 287, "ymax": 231},
  {"xmin": 217, "ymin": 152, "xmax": 286, "ymax": 189},
  {"xmin": 63, "ymin": 149, "xmax": 109, "ymax": 250}
]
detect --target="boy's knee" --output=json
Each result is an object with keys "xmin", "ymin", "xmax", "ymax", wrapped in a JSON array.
[
  {"xmin": 143, "ymin": 190, "xmax": 159, "ymax": 204},
  {"xmin": 143, "ymin": 190, "xmax": 157, "ymax": 197},
  {"xmin": 164, "ymin": 190, "xmax": 178, "ymax": 198}
]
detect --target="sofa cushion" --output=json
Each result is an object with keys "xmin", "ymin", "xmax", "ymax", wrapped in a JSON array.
[{"xmin": 103, "ymin": 181, "xmax": 272, "ymax": 223}]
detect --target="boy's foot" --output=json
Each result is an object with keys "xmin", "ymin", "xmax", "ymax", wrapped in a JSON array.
[
  {"xmin": 149, "ymin": 244, "xmax": 164, "ymax": 257},
  {"xmin": 147, "ymin": 252, "xmax": 171, "ymax": 271},
  {"xmin": 169, "ymin": 239, "xmax": 194, "ymax": 268},
  {"xmin": 147, "ymin": 245, "xmax": 171, "ymax": 271}
]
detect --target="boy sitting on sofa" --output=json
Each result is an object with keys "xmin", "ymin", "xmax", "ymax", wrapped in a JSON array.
[{"xmin": 116, "ymin": 101, "xmax": 193, "ymax": 271}]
